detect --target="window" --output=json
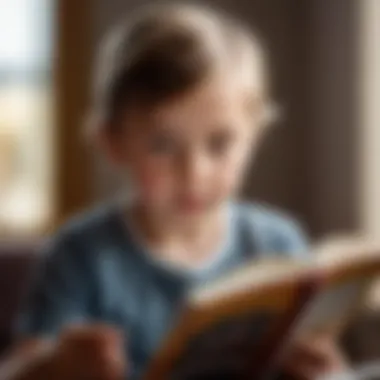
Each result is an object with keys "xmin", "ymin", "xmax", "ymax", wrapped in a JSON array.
[{"xmin": 0, "ymin": 0, "xmax": 55, "ymax": 236}]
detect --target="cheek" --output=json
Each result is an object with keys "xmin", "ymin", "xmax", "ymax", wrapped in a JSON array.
[
  {"xmin": 215, "ymin": 167, "xmax": 244, "ymax": 195},
  {"xmin": 133, "ymin": 167, "xmax": 174, "ymax": 202},
  {"xmin": 125, "ymin": 143, "xmax": 175, "ymax": 200},
  {"xmin": 212, "ymin": 145, "xmax": 252, "ymax": 195},
  {"xmin": 208, "ymin": 164, "xmax": 243, "ymax": 200}
]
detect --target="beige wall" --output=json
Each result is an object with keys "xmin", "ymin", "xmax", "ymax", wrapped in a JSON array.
[{"xmin": 91, "ymin": 0, "xmax": 360, "ymax": 239}]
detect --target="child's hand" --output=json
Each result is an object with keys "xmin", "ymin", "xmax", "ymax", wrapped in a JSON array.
[
  {"xmin": 50, "ymin": 323, "xmax": 127, "ymax": 380},
  {"xmin": 281, "ymin": 335, "xmax": 347, "ymax": 380}
]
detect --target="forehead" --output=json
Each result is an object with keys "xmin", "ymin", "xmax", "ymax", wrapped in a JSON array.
[{"xmin": 147, "ymin": 76, "xmax": 254, "ymax": 129}]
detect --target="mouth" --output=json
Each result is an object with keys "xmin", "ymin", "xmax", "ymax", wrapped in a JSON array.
[{"xmin": 177, "ymin": 197, "xmax": 205, "ymax": 212}]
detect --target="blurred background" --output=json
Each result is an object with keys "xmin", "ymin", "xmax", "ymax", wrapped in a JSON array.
[{"xmin": 0, "ymin": 0, "xmax": 379, "ymax": 364}]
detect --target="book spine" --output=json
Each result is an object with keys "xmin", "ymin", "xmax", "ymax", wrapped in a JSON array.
[{"xmin": 245, "ymin": 270, "xmax": 326, "ymax": 380}]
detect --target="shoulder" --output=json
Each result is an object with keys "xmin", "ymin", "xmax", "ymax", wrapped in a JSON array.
[
  {"xmin": 16, "ymin": 205, "xmax": 119, "ymax": 336},
  {"xmin": 233, "ymin": 201, "xmax": 309, "ymax": 258},
  {"xmin": 41, "ymin": 202, "xmax": 119, "ymax": 264},
  {"xmin": 57, "ymin": 202, "xmax": 117, "ymax": 242}
]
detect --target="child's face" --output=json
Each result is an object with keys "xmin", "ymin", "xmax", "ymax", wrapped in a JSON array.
[{"xmin": 112, "ymin": 77, "xmax": 263, "ymax": 218}]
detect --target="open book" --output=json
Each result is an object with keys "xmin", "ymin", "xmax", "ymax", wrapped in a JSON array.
[{"xmin": 142, "ymin": 237, "xmax": 380, "ymax": 380}]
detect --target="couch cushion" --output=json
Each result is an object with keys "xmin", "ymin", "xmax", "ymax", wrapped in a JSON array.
[{"xmin": 0, "ymin": 241, "xmax": 41, "ymax": 337}]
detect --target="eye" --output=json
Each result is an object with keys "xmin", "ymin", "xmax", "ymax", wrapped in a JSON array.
[
  {"xmin": 148, "ymin": 132, "xmax": 178, "ymax": 154},
  {"xmin": 207, "ymin": 129, "xmax": 235, "ymax": 156}
]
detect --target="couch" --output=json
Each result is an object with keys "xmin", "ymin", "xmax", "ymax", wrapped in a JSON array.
[{"xmin": 0, "ymin": 240, "xmax": 40, "ymax": 355}]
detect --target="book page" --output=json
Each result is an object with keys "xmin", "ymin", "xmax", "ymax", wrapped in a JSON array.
[
  {"xmin": 314, "ymin": 235, "xmax": 380, "ymax": 265},
  {"xmin": 292, "ymin": 277, "xmax": 371, "ymax": 338}
]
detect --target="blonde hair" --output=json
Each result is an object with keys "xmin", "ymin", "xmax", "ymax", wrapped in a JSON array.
[{"xmin": 89, "ymin": 2, "xmax": 276, "ymax": 135}]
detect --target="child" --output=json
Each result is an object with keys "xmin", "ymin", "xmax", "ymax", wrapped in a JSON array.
[{"xmin": 3, "ymin": 3, "xmax": 346, "ymax": 380}]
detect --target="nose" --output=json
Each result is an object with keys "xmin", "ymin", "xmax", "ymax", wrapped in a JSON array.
[{"xmin": 179, "ymin": 150, "xmax": 211, "ymax": 187}]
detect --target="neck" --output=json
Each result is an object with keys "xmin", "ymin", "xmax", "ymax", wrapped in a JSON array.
[
  {"xmin": 134, "ymin": 202, "xmax": 227, "ymax": 241},
  {"xmin": 127, "ymin": 201, "xmax": 229, "ymax": 266}
]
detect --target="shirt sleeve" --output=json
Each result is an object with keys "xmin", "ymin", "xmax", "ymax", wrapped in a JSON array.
[
  {"xmin": 271, "ymin": 216, "xmax": 310, "ymax": 259},
  {"xmin": 241, "ymin": 203, "xmax": 310, "ymax": 260},
  {"xmin": 15, "ymin": 232, "xmax": 94, "ymax": 339}
]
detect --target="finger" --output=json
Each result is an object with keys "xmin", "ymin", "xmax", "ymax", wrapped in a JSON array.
[
  {"xmin": 284, "ymin": 340, "xmax": 347, "ymax": 380},
  {"xmin": 283, "ymin": 353, "xmax": 335, "ymax": 380},
  {"xmin": 297, "ymin": 337, "xmax": 347, "ymax": 370},
  {"xmin": 102, "ymin": 338, "xmax": 127, "ymax": 372},
  {"xmin": 96, "ymin": 350, "xmax": 127, "ymax": 380},
  {"xmin": 283, "ymin": 361, "xmax": 326, "ymax": 380},
  {"xmin": 285, "ymin": 341, "xmax": 326, "ymax": 369},
  {"xmin": 59, "ymin": 325, "xmax": 126, "ymax": 368}
]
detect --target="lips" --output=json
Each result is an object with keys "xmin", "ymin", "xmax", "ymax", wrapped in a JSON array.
[{"xmin": 177, "ymin": 196, "xmax": 204, "ymax": 212}]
